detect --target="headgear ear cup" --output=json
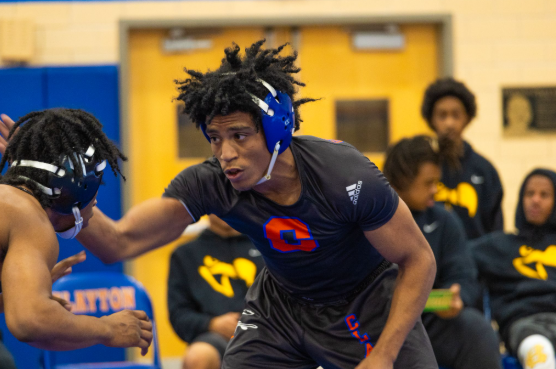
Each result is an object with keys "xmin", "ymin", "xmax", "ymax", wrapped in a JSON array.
[{"xmin": 261, "ymin": 90, "xmax": 294, "ymax": 155}]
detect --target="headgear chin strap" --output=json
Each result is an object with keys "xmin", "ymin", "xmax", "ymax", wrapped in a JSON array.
[
  {"xmin": 56, "ymin": 206, "xmax": 84, "ymax": 239},
  {"xmin": 200, "ymin": 78, "xmax": 295, "ymax": 184},
  {"xmin": 10, "ymin": 145, "xmax": 106, "ymax": 238}
]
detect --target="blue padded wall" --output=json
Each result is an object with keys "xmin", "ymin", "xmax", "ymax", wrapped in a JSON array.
[
  {"xmin": 0, "ymin": 67, "xmax": 46, "ymax": 120},
  {"xmin": 0, "ymin": 65, "xmax": 124, "ymax": 368}
]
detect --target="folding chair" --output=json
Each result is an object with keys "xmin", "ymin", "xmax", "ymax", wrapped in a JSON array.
[{"xmin": 43, "ymin": 272, "xmax": 161, "ymax": 369}]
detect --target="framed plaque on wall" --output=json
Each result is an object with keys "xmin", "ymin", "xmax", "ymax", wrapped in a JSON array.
[{"xmin": 502, "ymin": 87, "xmax": 556, "ymax": 136}]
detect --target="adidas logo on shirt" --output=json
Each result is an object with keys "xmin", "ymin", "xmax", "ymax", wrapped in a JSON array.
[{"xmin": 346, "ymin": 181, "xmax": 363, "ymax": 205}]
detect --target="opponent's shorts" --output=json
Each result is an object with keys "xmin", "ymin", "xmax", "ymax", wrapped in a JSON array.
[{"xmin": 223, "ymin": 264, "xmax": 437, "ymax": 369}]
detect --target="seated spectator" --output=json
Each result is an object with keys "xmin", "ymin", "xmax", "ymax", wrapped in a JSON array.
[
  {"xmin": 383, "ymin": 135, "xmax": 502, "ymax": 369},
  {"xmin": 168, "ymin": 215, "xmax": 265, "ymax": 369},
  {"xmin": 422, "ymin": 78, "xmax": 504, "ymax": 239},
  {"xmin": 472, "ymin": 169, "xmax": 556, "ymax": 369}
]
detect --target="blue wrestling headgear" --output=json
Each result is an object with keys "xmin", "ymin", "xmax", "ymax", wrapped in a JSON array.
[
  {"xmin": 10, "ymin": 145, "xmax": 106, "ymax": 239},
  {"xmin": 200, "ymin": 78, "xmax": 295, "ymax": 184}
]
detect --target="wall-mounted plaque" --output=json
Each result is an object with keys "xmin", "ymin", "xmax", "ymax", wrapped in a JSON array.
[{"xmin": 502, "ymin": 87, "xmax": 556, "ymax": 136}]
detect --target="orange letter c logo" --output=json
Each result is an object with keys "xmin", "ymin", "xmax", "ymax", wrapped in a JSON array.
[{"xmin": 263, "ymin": 217, "xmax": 319, "ymax": 253}]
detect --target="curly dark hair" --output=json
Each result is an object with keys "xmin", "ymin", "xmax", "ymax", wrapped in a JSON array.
[
  {"xmin": 383, "ymin": 135, "xmax": 459, "ymax": 191},
  {"xmin": 421, "ymin": 77, "xmax": 477, "ymax": 130},
  {"xmin": 0, "ymin": 108, "xmax": 127, "ymax": 209},
  {"xmin": 175, "ymin": 39, "xmax": 317, "ymax": 131}
]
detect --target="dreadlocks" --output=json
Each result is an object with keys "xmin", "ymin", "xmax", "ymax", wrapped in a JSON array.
[
  {"xmin": 175, "ymin": 39, "xmax": 317, "ymax": 130},
  {"xmin": 0, "ymin": 108, "xmax": 126, "ymax": 209},
  {"xmin": 383, "ymin": 135, "xmax": 459, "ymax": 191},
  {"xmin": 421, "ymin": 77, "xmax": 477, "ymax": 130}
]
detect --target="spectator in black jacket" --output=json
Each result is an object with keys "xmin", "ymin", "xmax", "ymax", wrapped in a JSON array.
[
  {"xmin": 472, "ymin": 168, "xmax": 556, "ymax": 369},
  {"xmin": 422, "ymin": 78, "xmax": 504, "ymax": 239},
  {"xmin": 168, "ymin": 215, "xmax": 265, "ymax": 369},
  {"xmin": 384, "ymin": 135, "xmax": 502, "ymax": 369}
]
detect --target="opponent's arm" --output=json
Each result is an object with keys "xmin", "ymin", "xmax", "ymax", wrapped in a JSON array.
[
  {"xmin": 0, "ymin": 251, "xmax": 87, "ymax": 314},
  {"xmin": 77, "ymin": 197, "xmax": 192, "ymax": 263},
  {"xmin": 2, "ymin": 204, "xmax": 153, "ymax": 352},
  {"xmin": 359, "ymin": 199, "xmax": 436, "ymax": 369}
]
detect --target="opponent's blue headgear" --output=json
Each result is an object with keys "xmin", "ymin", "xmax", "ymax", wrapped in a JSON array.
[
  {"xmin": 11, "ymin": 145, "xmax": 106, "ymax": 238},
  {"xmin": 200, "ymin": 78, "xmax": 295, "ymax": 184}
]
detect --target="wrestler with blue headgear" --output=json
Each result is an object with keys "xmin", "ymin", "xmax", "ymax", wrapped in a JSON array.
[
  {"xmin": 74, "ymin": 40, "xmax": 438, "ymax": 369},
  {"xmin": 10, "ymin": 143, "xmax": 107, "ymax": 238},
  {"xmin": 0, "ymin": 109, "xmax": 153, "ymax": 353}
]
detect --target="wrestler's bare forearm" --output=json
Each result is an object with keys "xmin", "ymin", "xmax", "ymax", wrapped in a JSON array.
[
  {"xmin": 360, "ymin": 200, "xmax": 436, "ymax": 367},
  {"xmin": 78, "ymin": 198, "xmax": 192, "ymax": 263},
  {"xmin": 362, "ymin": 249, "xmax": 435, "ymax": 368}
]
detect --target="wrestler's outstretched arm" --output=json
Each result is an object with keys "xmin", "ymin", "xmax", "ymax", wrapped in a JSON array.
[
  {"xmin": 77, "ymin": 198, "xmax": 192, "ymax": 263},
  {"xmin": 1, "ymin": 198, "xmax": 153, "ymax": 353},
  {"xmin": 359, "ymin": 199, "xmax": 436, "ymax": 369}
]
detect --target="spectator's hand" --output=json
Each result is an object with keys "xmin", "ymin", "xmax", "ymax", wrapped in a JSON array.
[
  {"xmin": 101, "ymin": 310, "xmax": 153, "ymax": 356},
  {"xmin": 209, "ymin": 312, "xmax": 241, "ymax": 339},
  {"xmin": 0, "ymin": 114, "xmax": 16, "ymax": 155},
  {"xmin": 435, "ymin": 283, "xmax": 463, "ymax": 319}
]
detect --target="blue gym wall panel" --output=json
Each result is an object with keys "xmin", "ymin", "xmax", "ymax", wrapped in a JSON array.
[
  {"xmin": 0, "ymin": 65, "xmax": 125, "ymax": 367},
  {"xmin": 0, "ymin": 67, "xmax": 46, "ymax": 121}
]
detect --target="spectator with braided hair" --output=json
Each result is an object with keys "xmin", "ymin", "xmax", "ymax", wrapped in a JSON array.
[
  {"xmin": 0, "ymin": 109, "xmax": 153, "ymax": 353},
  {"xmin": 421, "ymin": 78, "xmax": 504, "ymax": 240},
  {"xmin": 71, "ymin": 39, "xmax": 438, "ymax": 369},
  {"xmin": 384, "ymin": 135, "xmax": 502, "ymax": 369}
]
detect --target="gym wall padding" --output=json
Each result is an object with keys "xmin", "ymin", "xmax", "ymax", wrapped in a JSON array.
[{"xmin": 0, "ymin": 65, "xmax": 124, "ymax": 368}]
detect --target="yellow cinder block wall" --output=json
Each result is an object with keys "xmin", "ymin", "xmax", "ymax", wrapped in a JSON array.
[{"xmin": 2, "ymin": 0, "xmax": 556, "ymax": 362}]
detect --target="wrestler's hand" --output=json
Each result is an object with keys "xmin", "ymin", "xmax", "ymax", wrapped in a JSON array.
[
  {"xmin": 50, "ymin": 295, "xmax": 73, "ymax": 311},
  {"xmin": 355, "ymin": 350, "xmax": 394, "ymax": 369},
  {"xmin": 51, "ymin": 251, "xmax": 87, "ymax": 283},
  {"xmin": 0, "ymin": 114, "xmax": 16, "ymax": 155},
  {"xmin": 48, "ymin": 251, "xmax": 87, "ymax": 311},
  {"xmin": 101, "ymin": 309, "xmax": 153, "ymax": 356},
  {"xmin": 435, "ymin": 283, "xmax": 463, "ymax": 319},
  {"xmin": 209, "ymin": 312, "xmax": 241, "ymax": 340}
]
